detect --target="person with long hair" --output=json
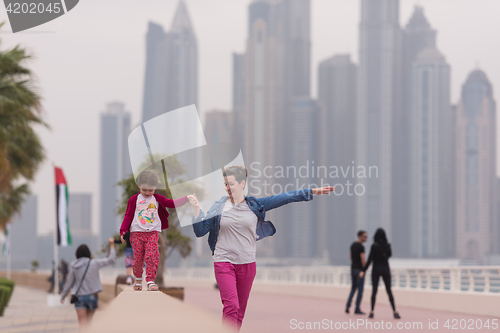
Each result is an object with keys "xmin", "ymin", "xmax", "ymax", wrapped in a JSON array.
[
  {"xmin": 190, "ymin": 165, "xmax": 334, "ymax": 331},
  {"xmin": 60, "ymin": 239, "xmax": 116, "ymax": 328},
  {"xmin": 360, "ymin": 228, "xmax": 400, "ymax": 319}
]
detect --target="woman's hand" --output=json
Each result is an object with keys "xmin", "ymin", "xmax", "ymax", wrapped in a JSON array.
[
  {"xmin": 108, "ymin": 237, "xmax": 115, "ymax": 249},
  {"xmin": 120, "ymin": 234, "xmax": 125, "ymax": 244},
  {"xmin": 187, "ymin": 194, "xmax": 199, "ymax": 206},
  {"xmin": 60, "ymin": 298, "xmax": 64, "ymax": 304},
  {"xmin": 311, "ymin": 186, "xmax": 335, "ymax": 195}
]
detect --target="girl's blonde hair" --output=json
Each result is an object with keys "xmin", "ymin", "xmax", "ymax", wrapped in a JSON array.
[{"xmin": 136, "ymin": 170, "xmax": 160, "ymax": 187}]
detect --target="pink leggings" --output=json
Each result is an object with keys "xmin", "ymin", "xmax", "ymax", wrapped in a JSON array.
[
  {"xmin": 214, "ymin": 262, "xmax": 256, "ymax": 330},
  {"xmin": 130, "ymin": 231, "xmax": 159, "ymax": 283}
]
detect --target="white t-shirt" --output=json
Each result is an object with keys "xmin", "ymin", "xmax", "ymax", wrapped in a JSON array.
[
  {"xmin": 130, "ymin": 194, "xmax": 162, "ymax": 233},
  {"xmin": 213, "ymin": 200, "xmax": 258, "ymax": 264}
]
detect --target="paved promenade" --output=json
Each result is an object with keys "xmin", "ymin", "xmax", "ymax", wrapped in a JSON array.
[
  {"xmin": 0, "ymin": 286, "xmax": 78, "ymax": 333},
  {"xmin": 2, "ymin": 280, "xmax": 499, "ymax": 332},
  {"xmin": 174, "ymin": 280, "xmax": 500, "ymax": 333}
]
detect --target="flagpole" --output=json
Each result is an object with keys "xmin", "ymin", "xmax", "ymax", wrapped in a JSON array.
[
  {"xmin": 53, "ymin": 163, "xmax": 59, "ymax": 295},
  {"xmin": 6, "ymin": 240, "xmax": 11, "ymax": 280}
]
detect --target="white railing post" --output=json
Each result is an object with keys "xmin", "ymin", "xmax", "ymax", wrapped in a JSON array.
[{"xmin": 484, "ymin": 269, "xmax": 490, "ymax": 293}]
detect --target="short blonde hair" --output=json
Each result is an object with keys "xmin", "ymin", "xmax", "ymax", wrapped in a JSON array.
[{"xmin": 136, "ymin": 170, "xmax": 160, "ymax": 187}]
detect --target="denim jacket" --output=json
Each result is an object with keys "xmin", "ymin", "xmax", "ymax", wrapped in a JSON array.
[{"xmin": 192, "ymin": 189, "xmax": 314, "ymax": 255}]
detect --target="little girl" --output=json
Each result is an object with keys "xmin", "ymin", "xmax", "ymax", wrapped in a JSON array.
[{"xmin": 119, "ymin": 170, "xmax": 194, "ymax": 291}]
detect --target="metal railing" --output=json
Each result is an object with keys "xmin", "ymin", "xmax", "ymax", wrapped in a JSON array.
[{"xmin": 165, "ymin": 266, "xmax": 500, "ymax": 294}]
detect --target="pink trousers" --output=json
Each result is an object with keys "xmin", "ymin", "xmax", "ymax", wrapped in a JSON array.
[
  {"xmin": 214, "ymin": 261, "xmax": 257, "ymax": 331},
  {"xmin": 130, "ymin": 231, "xmax": 159, "ymax": 283}
]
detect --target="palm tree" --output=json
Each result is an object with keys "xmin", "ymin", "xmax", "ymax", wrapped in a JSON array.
[{"xmin": 0, "ymin": 23, "xmax": 46, "ymax": 229}]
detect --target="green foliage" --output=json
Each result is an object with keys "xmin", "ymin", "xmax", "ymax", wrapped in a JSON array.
[
  {"xmin": 0, "ymin": 277, "xmax": 15, "ymax": 316},
  {"xmin": 30, "ymin": 260, "xmax": 39, "ymax": 272},
  {"xmin": 0, "ymin": 23, "xmax": 47, "ymax": 229}
]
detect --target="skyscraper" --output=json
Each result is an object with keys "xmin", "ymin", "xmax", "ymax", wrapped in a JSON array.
[
  {"xmin": 142, "ymin": 22, "xmax": 167, "ymax": 124},
  {"xmin": 100, "ymin": 102, "xmax": 132, "ymax": 244},
  {"xmin": 394, "ymin": 6, "xmax": 438, "ymax": 257},
  {"xmin": 165, "ymin": 0, "xmax": 198, "ymax": 113},
  {"xmin": 409, "ymin": 48, "xmax": 451, "ymax": 258},
  {"xmin": 0, "ymin": 195, "xmax": 37, "ymax": 269},
  {"xmin": 232, "ymin": 53, "xmax": 246, "ymax": 148},
  {"xmin": 317, "ymin": 54, "xmax": 357, "ymax": 264},
  {"xmin": 357, "ymin": 0, "xmax": 401, "ymax": 239},
  {"xmin": 68, "ymin": 193, "xmax": 92, "ymax": 233},
  {"xmin": 142, "ymin": 0, "xmax": 198, "ymax": 123},
  {"xmin": 455, "ymin": 69, "xmax": 496, "ymax": 263},
  {"xmin": 285, "ymin": 97, "xmax": 319, "ymax": 259}
]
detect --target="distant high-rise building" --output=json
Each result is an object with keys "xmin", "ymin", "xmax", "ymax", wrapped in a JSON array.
[
  {"xmin": 142, "ymin": 22, "xmax": 167, "ymax": 124},
  {"xmin": 284, "ymin": 97, "xmax": 319, "ymax": 259},
  {"xmin": 100, "ymin": 102, "xmax": 132, "ymax": 245},
  {"xmin": 395, "ymin": 6, "xmax": 438, "ymax": 257},
  {"xmin": 142, "ymin": 0, "xmax": 198, "ymax": 123},
  {"xmin": 455, "ymin": 69, "xmax": 496, "ymax": 263},
  {"xmin": 237, "ymin": 0, "xmax": 312, "ymax": 259},
  {"xmin": 0, "ymin": 196, "xmax": 37, "ymax": 269},
  {"xmin": 357, "ymin": 0, "xmax": 401, "ymax": 240},
  {"xmin": 68, "ymin": 193, "xmax": 92, "ymax": 233},
  {"xmin": 283, "ymin": 0, "xmax": 311, "ymax": 101},
  {"xmin": 204, "ymin": 110, "xmax": 234, "ymax": 144},
  {"xmin": 233, "ymin": 53, "xmax": 246, "ymax": 148},
  {"xmin": 317, "ymin": 54, "xmax": 357, "ymax": 264},
  {"xmin": 409, "ymin": 48, "xmax": 451, "ymax": 258},
  {"xmin": 165, "ymin": 0, "xmax": 198, "ymax": 113}
]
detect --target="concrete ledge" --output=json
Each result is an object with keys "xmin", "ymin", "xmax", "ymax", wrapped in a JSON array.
[{"xmin": 86, "ymin": 286, "xmax": 234, "ymax": 333}]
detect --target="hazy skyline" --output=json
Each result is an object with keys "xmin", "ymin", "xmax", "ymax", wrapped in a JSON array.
[{"xmin": 0, "ymin": 0, "xmax": 498, "ymax": 237}]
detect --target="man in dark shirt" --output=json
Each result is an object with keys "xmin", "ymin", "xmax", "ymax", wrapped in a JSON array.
[{"xmin": 345, "ymin": 230, "xmax": 367, "ymax": 314}]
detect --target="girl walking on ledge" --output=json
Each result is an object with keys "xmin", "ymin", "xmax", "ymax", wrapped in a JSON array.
[
  {"xmin": 119, "ymin": 170, "xmax": 194, "ymax": 291},
  {"xmin": 190, "ymin": 165, "xmax": 334, "ymax": 331}
]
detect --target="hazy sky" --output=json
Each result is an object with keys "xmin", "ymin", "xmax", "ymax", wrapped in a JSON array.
[{"xmin": 0, "ymin": 0, "xmax": 498, "ymax": 236}]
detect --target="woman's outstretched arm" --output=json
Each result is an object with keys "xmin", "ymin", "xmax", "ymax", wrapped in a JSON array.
[{"xmin": 258, "ymin": 186, "xmax": 334, "ymax": 212}]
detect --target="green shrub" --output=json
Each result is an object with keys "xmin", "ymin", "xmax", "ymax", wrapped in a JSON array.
[
  {"xmin": 0, "ymin": 278, "xmax": 14, "ymax": 307},
  {"xmin": 0, "ymin": 285, "xmax": 10, "ymax": 316}
]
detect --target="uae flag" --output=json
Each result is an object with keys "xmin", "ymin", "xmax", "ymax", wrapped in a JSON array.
[{"xmin": 55, "ymin": 167, "xmax": 72, "ymax": 246}]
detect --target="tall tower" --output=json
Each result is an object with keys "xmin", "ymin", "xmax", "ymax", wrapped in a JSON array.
[
  {"xmin": 141, "ymin": 0, "xmax": 198, "ymax": 123},
  {"xmin": 357, "ymin": 0, "xmax": 401, "ymax": 239},
  {"xmin": 317, "ymin": 54, "xmax": 357, "ymax": 264},
  {"xmin": 142, "ymin": 22, "xmax": 167, "ymax": 124},
  {"xmin": 243, "ymin": 0, "xmax": 283, "ymax": 186},
  {"xmin": 394, "ymin": 6, "xmax": 437, "ymax": 257},
  {"xmin": 165, "ymin": 0, "xmax": 198, "ymax": 113},
  {"xmin": 100, "ymin": 102, "xmax": 132, "ymax": 244},
  {"xmin": 409, "ymin": 48, "xmax": 451, "ymax": 258},
  {"xmin": 455, "ymin": 70, "xmax": 496, "ymax": 263}
]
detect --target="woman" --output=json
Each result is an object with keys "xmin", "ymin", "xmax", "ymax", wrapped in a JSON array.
[
  {"xmin": 360, "ymin": 228, "xmax": 400, "ymax": 319},
  {"xmin": 190, "ymin": 165, "xmax": 334, "ymax": 331},
  {"xmin": 60, "ymin": 238, "xmax": 116, "ymax": 328}
]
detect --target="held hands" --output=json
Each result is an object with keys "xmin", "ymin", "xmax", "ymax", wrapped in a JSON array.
[
  {"xmin": 108, "ymin": 237, "xmax": 115, "ymax": 248},
  {"xmin": 187, "ymin": 193, "xmax": 199, "ymax": 207},
  {"xmin": 311, "ymin": 186, "xmax": 335, "ymax": 195},
  {"xmin": 359, "ymin": 271, "xmax": 364, "ymax": 278},
  {"xmin": 120, "ymin": 234, "xmax": 125, "ymax": 244}
]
